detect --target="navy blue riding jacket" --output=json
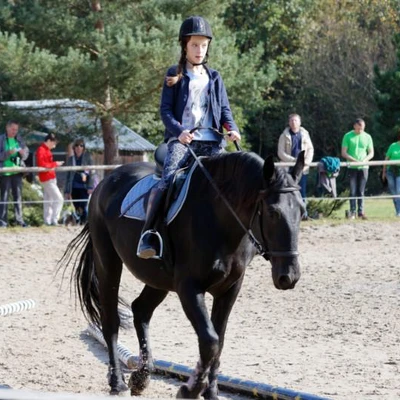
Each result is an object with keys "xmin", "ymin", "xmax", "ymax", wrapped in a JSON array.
[{"xmin": 160, "ymin": 65, "xmax": 239, "ymax": 143}]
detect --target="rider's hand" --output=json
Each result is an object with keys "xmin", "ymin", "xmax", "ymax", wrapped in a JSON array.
[
  {"xmin": 226, "ymin": 131, "xmax": 241, "ymax": 142},
  {"xmin": 178, "ymin": 130, "xmax": 194, "ymax": 145}
]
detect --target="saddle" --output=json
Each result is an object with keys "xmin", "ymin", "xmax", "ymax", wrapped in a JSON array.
[
  {"xmin": 154, "ymin": 142, "xmax": 168, "ymax": 178},
  {"xmin": 120, "ymin": 143, "xmax": 198, "ymax": 225}
]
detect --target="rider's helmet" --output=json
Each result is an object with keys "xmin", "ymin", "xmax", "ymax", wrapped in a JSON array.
[{"xmin": 179, "ymin": 16, "xmax": 213, "ymax": 42}]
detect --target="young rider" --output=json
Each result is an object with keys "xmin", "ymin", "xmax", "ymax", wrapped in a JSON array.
[{"xmin": 137, "ymin": 15, "xmax": 241, "ymax": 259}]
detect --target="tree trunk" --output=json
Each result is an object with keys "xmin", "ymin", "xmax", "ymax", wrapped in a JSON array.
[
  {"xmin": 92, "ymin": 0, "xmax": 116, "ymax": 168},
  {"xmin": 91, "ymin": 0, "xmax": 104, "ymax": 32},
  {"xmin": 101, "ymin": 116, "xmax": 118, "ymax": 166}
]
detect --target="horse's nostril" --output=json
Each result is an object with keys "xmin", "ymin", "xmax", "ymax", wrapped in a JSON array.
[{"xmin": 278, "ymin": 275, "xmax": 292, "ymax": 290}]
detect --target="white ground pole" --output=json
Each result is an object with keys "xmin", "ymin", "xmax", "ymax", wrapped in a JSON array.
[
  {"xmin": 87, "ymin": 323, "xmax": 332, "ymax": 400},
  {"xmin": 0, "ymin": 299, "xmax": 36, "ymax": 316},
  {"xmin": 86, "ymin": 324, "xmax": 137, "ymax": 369}
]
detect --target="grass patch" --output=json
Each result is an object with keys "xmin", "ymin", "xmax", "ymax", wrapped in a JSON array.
[{"xmin": 327, "ymin": 197, "xmax": 397, "ymax": 221}]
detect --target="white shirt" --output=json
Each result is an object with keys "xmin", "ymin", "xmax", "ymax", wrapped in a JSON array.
[{"xmin": 182, "ymin": 71, "xmax": 217, "ymax": 141}]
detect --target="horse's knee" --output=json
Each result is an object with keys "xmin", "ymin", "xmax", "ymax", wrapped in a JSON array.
[{"xmin": 198, "ymin": 331, "xmax": 219, "ymax": 360}]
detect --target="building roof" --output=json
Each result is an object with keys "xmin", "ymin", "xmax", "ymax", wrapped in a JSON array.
[{"xmin": 1, "ymin": 99, "xmax": 156, "ymax": 152}]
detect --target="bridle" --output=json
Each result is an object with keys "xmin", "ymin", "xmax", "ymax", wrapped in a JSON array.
[
  {"xmin": 250, "ymin": 187, "xmax": 300, "ymax": 261},
  {"xmin": 185, "ymin": 142, "xmax": 301, "ymax": 261}
]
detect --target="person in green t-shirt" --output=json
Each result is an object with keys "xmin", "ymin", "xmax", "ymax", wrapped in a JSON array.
[
  {"xmin": 0, "ymin": 120, "xmax": 30, "ymax": 227},
  {"xmin": 341, "ymin": 118, "xmax": 374, "ymax": 220},
  {"xmin": 382, "ymin": 131, "xmax": 400, "ymax": 216}
]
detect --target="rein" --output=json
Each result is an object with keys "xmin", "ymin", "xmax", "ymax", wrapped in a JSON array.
[
  {"xmin": 185, "ymin": 144, "xmax": 300, "ymax": 261},
  {"xmin": 189, "ymin": 126, "xmax": 241, "ymax": 151}
]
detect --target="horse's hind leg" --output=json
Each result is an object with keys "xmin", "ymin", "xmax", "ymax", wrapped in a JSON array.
[
  {"xmin": 128, "ymin": 285, "xmax": 168, "ymax": 395},
  {"xmin": 93, "ymin": 243, "xmax": 127, "ymax": 394}
]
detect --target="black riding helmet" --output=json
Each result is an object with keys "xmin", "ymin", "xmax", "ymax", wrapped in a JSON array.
[{"xmin": 179, "ymin": 16, "xmax": 213, "ymax": 41}]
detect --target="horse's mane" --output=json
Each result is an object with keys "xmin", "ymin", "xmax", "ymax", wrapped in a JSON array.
[{"xmin": 199, "ymin": 152, "xmax": 292, "ymax": 209}]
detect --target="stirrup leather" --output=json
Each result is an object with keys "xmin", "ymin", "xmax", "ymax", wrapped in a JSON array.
[{"xmin": 136, "ymin": 229, "xmax": 163, "ymax": 260}]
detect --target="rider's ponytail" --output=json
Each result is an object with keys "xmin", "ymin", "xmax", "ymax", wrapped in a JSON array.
[{"xmin": 165, "ymin": 49, "xmax": 186, "ymax": 87}]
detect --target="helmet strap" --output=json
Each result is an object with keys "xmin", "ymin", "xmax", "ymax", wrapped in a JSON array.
[
  {"xmin": 187, "ymin": 60, "xmax": 208, "ymax": 67},
  {"xmin": 186, "ymin": 56, "xmax": 208, "ymax": 67}
]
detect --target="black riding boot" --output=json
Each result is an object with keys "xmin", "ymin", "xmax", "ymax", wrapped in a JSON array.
[{"xmin": 136, "ymin": 187, "xmax": 165, "ymax": 259}]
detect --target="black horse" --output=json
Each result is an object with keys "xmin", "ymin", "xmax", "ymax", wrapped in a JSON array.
[{"xmin": 60, "ymin": 150, "xmax": 305, "ymax": 399}]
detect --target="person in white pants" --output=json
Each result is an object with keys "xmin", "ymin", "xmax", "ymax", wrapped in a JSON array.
[
  {"xmin": 42, "ymin": 178, "xmax": 64, "ymax": 225},
  {"xmin": 36, "ymin": 133, "xmax": 64, "ymax": 226}
]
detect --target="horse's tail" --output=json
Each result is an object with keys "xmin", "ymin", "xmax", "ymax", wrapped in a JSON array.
[{"xmin": 58, "ymin": 223, "xmax": 102, "ymax": 327}]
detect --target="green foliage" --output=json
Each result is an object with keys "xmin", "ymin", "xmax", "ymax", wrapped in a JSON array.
[
  {"xmin": 0, "ymin": 0, "xmax": 266, "ymax": 150},
  {"xmin": 291, "ymin": 0, "xmax": 400, "ymax": 165},
  {"xmin": 1, "ymin": 0, "xmax": 400, "ymax": 179},
  {"xmin": 0, "ymin": 31, "xmax": 59, "ymax": 99},
  {"xmin": 373, "ymin": 33, "xmax": 400, "ymax": 155},
  {"xmin": 223, "ymin": 0, "xmax": 315, "ymax": 155},
  {"xmin": 307, "ymin": 196, "xmax": 347, "ymax": 219}
]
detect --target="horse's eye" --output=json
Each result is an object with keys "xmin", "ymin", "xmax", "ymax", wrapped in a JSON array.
[{"xmin": 267, "ymin": 206, "xmax": 280, "ymax": 218}]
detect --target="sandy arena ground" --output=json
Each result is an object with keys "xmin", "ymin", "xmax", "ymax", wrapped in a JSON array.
[{"xmin": 0, "ymin": 221, "xmax": 399, "ymax": 400}]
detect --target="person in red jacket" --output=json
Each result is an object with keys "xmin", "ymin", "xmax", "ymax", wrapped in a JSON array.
[{"xmin": 36, "ymin": 133, "xmax": 64, "ymax": 226}]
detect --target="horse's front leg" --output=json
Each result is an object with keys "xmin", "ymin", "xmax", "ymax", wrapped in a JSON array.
[
  {"xmin": 128, "ymin": 285, "xmax": 168, "ymax": 395},
  {"xmin": 176, "ymin": 281, "xmax": 219, "ymax": 399},
  {"xmin": 202, "ymin": 278, "xmax": 244, "ymax": 400}
]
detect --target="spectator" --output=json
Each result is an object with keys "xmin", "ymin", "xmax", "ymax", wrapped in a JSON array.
[
  {"xmin": 36, "ymin": 133, "xmax": 64, "ymax": 226},
  {"xmin": 0, "ymin": 120, "xmax": 29, "ymax": 228},
  {"xmin": 64, "ymin": 138, "xmax": 94, "ymax": 224},
  {"xmin": 278, "ymin": 113, "xmax": 314, "ymax": 220},
  {"xmin": 341, "ymin": 118, "xmax": 374, "ymax": 220},
  {"xmin": 382, "ymin": 131, "xmax": 400, "ymax": 217}
]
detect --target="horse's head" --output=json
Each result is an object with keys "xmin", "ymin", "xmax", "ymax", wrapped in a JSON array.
[{"xmin": 259, "ymin": 151, "xmax": 305, "ymax": 290}]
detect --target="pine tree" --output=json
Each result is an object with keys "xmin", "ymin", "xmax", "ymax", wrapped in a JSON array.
[{"xmin": 0, "ymin": 0, "xmax": 270, "ymax": 162}]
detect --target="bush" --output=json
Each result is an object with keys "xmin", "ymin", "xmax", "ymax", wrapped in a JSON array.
[{"xmin": 307, "ymin": 191, "xmax": 348, "ymax": 219}]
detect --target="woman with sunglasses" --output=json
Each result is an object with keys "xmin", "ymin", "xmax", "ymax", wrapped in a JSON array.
[{"xmin": 64, "ymin": 138, "xmax": 94, "ymax": 224}]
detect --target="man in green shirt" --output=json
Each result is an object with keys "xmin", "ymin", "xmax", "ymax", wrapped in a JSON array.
[
  {"xmin": 382, "ymin": 131, "xmax": 400, "ymax": 216},
  {"xmin": 0, "ymin": 120, "xmax": 29, "ymax": 227},
  {"xmin": 341, "ymin": 118, "xmax": 374, "ymax": 220}
]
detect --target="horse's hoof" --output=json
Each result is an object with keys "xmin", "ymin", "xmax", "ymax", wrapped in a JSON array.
[
  {"xmin": 202, "ymin": 386, "xmax": 219, "ymax": 400},
  {"xmin": 109, "ymin": 381, "xmax": 128, "ymax": 395},
  {"xmin": 177, "ymin": 385, "xmax": 195, "ymax": 399},
  {"xmin": 128, "ymin": 368, "xmax": 151, "ymax": 395},
  {"xmin": 176, "ymin": 384, "xmax": 202, "ymax": 399}
]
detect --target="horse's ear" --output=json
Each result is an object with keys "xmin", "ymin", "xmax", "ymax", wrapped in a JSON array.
[
  {"xmin": 291, "ymin": 151, "xmax": 305, "ymax": 183},
  {"xmin": 263, "ymin": 155, "xmax": 276, "ymax": 183}
]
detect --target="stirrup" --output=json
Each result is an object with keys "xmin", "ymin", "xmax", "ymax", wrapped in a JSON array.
[{"xmin": 136, "ymin": 229, "xmax": 163, "ymax": 260}]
